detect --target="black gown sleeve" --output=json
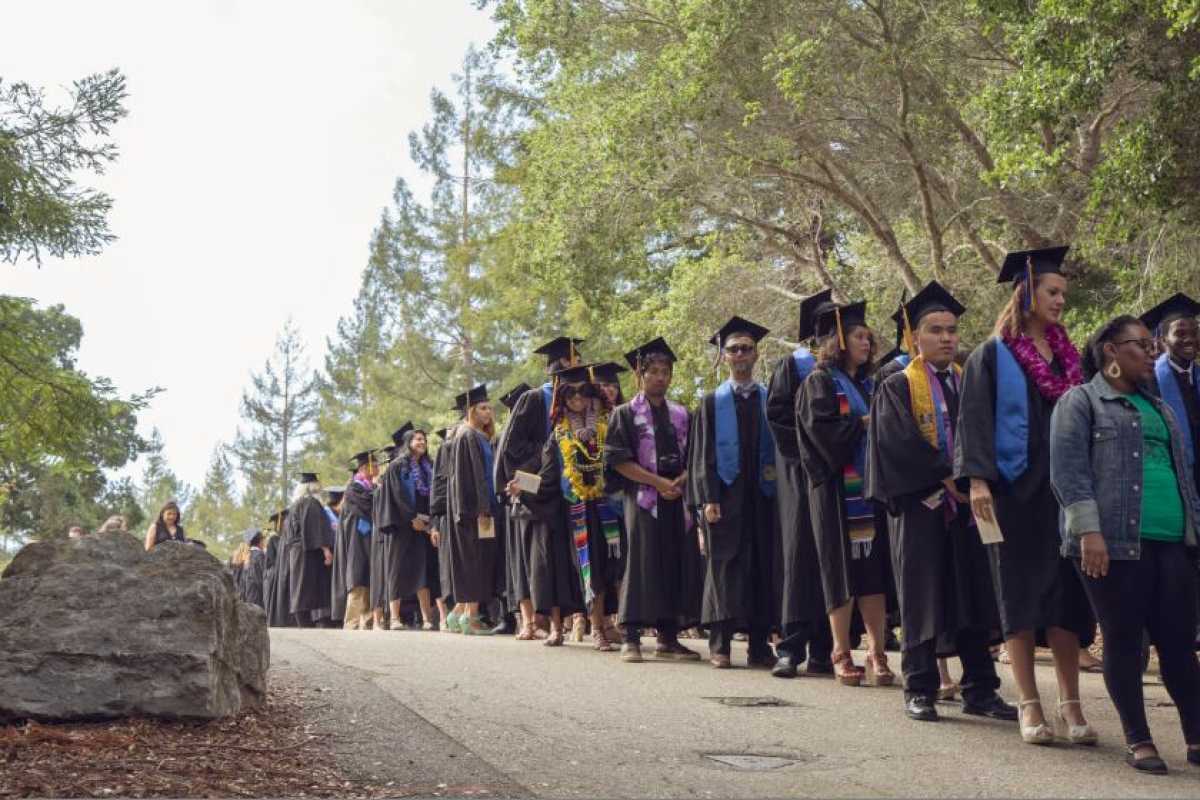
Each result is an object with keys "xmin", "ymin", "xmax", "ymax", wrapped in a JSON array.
[
  {"xmin": 604, "ymin": 404, "xmax": 637, "ymax": 468},
  {"xmin": 376, "ymin": 464, "xmax": 416, "ymax": 535},
  {"xmin": 796, "ymin": 368, "xmax": 865, "ymax": 483},
  {"xmin": 865, "ymin": 372, "xmax": 952, "ymax": 508},
  {"xmin": 953, "ymin": 339, "xmax": 999, "ymax": 482},
  {"xmin": 687, "ymin": 394, "xmax": 722, "ymax": 506},
  {"xmin": 299, "ymin": 497, "xmax": 330, "ymax": 551},
  {"xmin": 766, "ymin": 356, "xmax": 803, "ymax": 460}
]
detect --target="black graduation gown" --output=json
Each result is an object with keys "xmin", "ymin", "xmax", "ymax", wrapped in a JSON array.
[
  {"xmin": 287, "ymin": 495, "xmax": 333, "ymax": 616},
  {"xmin": 866, "ymin": 370, "xmax": 1001, "ymax": 654},
  {"xmin": 446, "ymin": 427, "xmax": 499, "ymax": 604},
  {"xmin": 241, "ymin": 547, "xmax": 266, "ymax": 608},
  {"xmin": 330, "ymin": 500, "xmax": 348, "ymax": 622},
  {"xmin": 341, "ymin": 479, "xmax": 374, "ymax": 591},
  {"xmin": 493, "ymin": 387, "xmax": 548, "ymax": 610},
  {"xmin": 375, "ymin": 458, "xmax": 438, "ymax": 603},
  {"xmin": 369, "ymin": 489, "xmax": 390, "ymax": 611},
  {"xmin": 954, "ymin": 338, "xmax": 1094, "ymax": 643},
  {"xmin": 689, "ymin": 387, "xmax": 779, "ymax": 630},
  {"xmin": 796, "ymin": 367, "xmax": 892, "ymax": 612},
  {"xmin": 431, "ymin": 434, "xmax": 455, "ymax": 603},
  {"xmin": 766, "ymin": 355, "xmax": 827, "ymax": 632},
  {"xmin": 271, "ymin": 531, "xmax": 294, "ymax": 626},
  {"xmin": 605, "ymin": 401, "xmax": 702, "ymax": 630}
]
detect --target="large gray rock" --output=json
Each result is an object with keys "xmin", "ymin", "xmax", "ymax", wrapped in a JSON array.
[{"xmin": 0, "ymin": 531, "xmax": 270, "ymax": 721}]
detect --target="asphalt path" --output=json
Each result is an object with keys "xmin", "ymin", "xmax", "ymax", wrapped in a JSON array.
[{"xmin": 273, "ymin": 629, "xmax": 1199, "ymax": 798}]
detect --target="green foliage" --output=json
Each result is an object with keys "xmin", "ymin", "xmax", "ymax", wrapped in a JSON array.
[{"xmin": 0, "ymin": 69, "xmax": 128, "ymax": 265}]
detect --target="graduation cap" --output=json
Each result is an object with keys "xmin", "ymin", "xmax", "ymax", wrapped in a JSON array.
[
  {"xmin": 533, "ymin": 336, "xmax": 585, "ymax": 366},
  {"xmin": 453, "ymin": 384, "xmax": 489, "ymax": 411},
  {"xmin": 350, "ymin": 450, "xmax": 376, "ymax": 470},
  {"xmin": 551, "ymin": 362, "xmax": 598, "ymax": 384},
  {"xmin": 379, "ymin": 444, "xmax": 397, "ymax": 462},
  {"xmin": 892, "ymin": 281, "xmax": 965, "ymax": 354},
  {"xmin": 891, "ymin": 290, "xmax": 909, "ymax": 354},
  {"xmin": 592, "ymin": 361, "xmax": 627, "ymax": 384},
  {"xmin": 500, "ymin": 383, "xmax": 531, "ymax": 410},
  {"xmin": 242, "ymin": 528, "xmax": 262, "ymax": 545},
  {"xmin": 390, "ymin": 421, "xmax": 413, "ymax": 447},
  {"xmin": 1141, "ymin": 293, "xmax": 1200, "ymax": 337},
  {"xmin": 624, "ymin": 337, "xmax": 677, "ymax": 370},
  {"xmin": 997, "ymin": 245, "xmax": 1070, "ymax": 313},
  {"xmin": 325, "ymin": 486, "xmax": 345, "ymax": 499},
  {"xmin": 296, "ymin": 471, "xmax": 319, "ymax": 485},
  {"xmin": 814, "ymin": 301, "xmax": 868, "ymax": 350},
  {"xmin": 798, "ymin": 289, "xmax": 834, "ymax": 343},
  {"xmin": 433, "ymin": 427, "xmax": 449, "ymax": 441},
  {"xmin": 709, "ymin": 316, "xmax": 770, "ymax": 348}
]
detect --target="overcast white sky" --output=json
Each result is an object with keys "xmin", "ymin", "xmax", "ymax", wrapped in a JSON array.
[{"xmin": 2, "ymin": 1, "xmax": 498, "ymax": 488}]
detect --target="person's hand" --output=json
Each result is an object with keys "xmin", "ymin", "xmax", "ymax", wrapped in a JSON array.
[
  {"xmin": 1079, "ymin": 532, "xmax": 1109, "ymax": 579},
  {"xmin": 322, "ymin": 547, "xmax": 333, "ymax": 567},
  {"xmin": 704, "ymin": 503, "xmax": 721, "ymax": 524},
  {"xmin": 943, "ymin": 479, "xmax": 969, "ymax": 505},
  {"xmin": 656, "ymin": 477, "xmax": 682, "ymax": 501},
  {"xmin": 969, "ymin": 478, "xmax": 995, "ymax": 524},
  {"xmin": 861, "ymin": 415, "xmax": 870, "ymax": 426},
  {"xmin": 412, "ymin": 518, "xmax": 427, "ymax": 532},
  {"xmin": 505, "ymin": 478, "xmax": 522, "ymax": 499},
  {"xmin": 670, "ymin": 474, "xmax": 687, "ymax": 492},
  {"xmin": 430, "ymin": 530, "xmax": 440, "ymax": 548}
]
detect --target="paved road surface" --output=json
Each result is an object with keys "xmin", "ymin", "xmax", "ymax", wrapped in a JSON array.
[{"xmin": 273, "ymin": 629, "xmax": 1198, "ymax": 798}]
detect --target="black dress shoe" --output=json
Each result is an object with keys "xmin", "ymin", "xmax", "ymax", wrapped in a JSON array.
[
  {"xmin": 962, "ymin": 695, "xmax": 1019, "ymax": 721},
  {"xmin": 490, "ymin": 617, "xmax": 516, "ymax": 635},
  {"xmin": 905, "ymin": 696, "xmax": 939, "ymax": 721},
  {"xmin": 806, "ymin": 658, "xmax": 833, "ymax": 675},
  {"xmin": 771, "ymin": 656, "xmax": 798, "ymax": 678},
  {"xmin": 1126, "ymin": 747, "xmax": 1168, "ymax": 775}
]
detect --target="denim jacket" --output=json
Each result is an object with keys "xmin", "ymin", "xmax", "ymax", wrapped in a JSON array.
[{"xmin": 1050, "ymin": 373, "xmax": 1200, "ymax": 559}]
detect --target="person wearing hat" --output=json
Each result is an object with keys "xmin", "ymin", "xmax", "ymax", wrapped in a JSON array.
[
  {"xmin": 796, "ymin": 300, "xmax": 894, "ymax": 687},
  {"xmin": 370, "ymin": 444, "xmax": 400, "ymax": 630},
  {"xmin": 766, "ymin": 291, "xmax": 835, "ymax": 678},
  {"xmin": 266, "ymin": 508, "xmax": 294, "ymax": 628},
  {"xmin": 688, "ymin": 316, "xmax": 781, "ymax": 669},
  {"xmin": 866, "ymin": 282, "xmax": 1015, "ymax": 722},
  {"xmin": 496, "ymin": 339, "xmax": 588, "ymax": 641},
  {"xmin": 494, "ymin": 383, "xmax": 536, "ymax": 636},
  {"xmin": 1142, "ymin": 294, "xmax": 1200, "ymax": 494},
  {"xmin": 604, "ymin": 338, "xmax": 703, "ymax": 663},
  {"xmin": 341, "ymin": 450, "xmax": 379, "ymax": 630},
  {"xmin": 328, "ymin": 477, "xmax": 353, "ymax": 625},
  {"xmin": 445, "ymin": 384, "xmax": 502, "ymax": 635},
  {"xmin": 955, "ymin": 245, "xmax": 1096, "ymax": 745},
  {"xmin": 238, "ymin": 528, "xmax": 266, "ymax": 609},
  {"xmin": 875, "ymin": 291, "xmax": 913, "ymax": 384},
  {"xmin": 286, "ymin": 471, "xmax": 335, "ymax": 628}
]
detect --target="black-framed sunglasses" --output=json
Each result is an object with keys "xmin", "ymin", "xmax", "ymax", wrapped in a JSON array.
[
  {"xmin": 561, "ymin": 382, "xmax": 596, "ymax": 399},
  {"xmin": 724, "ymin": 343, "xmax": 756, "ymax": 355}
]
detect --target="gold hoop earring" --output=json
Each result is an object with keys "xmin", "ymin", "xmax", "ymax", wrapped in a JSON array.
[{"xmin": 1105, "ymin": 361, "xmax": 1122, "ymax": 380}]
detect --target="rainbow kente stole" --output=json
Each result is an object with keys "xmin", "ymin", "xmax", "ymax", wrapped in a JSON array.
[{"xmin": 829, "ymin": 369, "xmax": 874, "ymax": 556}]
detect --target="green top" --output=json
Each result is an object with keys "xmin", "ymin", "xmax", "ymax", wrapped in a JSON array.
[{"xmin": 1127, "ymin": 392, "xmax": 1185, "ymax": 542}]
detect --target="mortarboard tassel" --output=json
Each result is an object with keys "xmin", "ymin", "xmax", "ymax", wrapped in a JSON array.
[
  {"xmin": 1024, "ymin": 255, "xmax": 1036, "ymax": 313},
  {"xmin": 835, "ymin": 306, "xmax": 846, "ymax": 351},
  {"xmin": 901, "ymin": 304, "xmax": 916, "ymax": 356}
]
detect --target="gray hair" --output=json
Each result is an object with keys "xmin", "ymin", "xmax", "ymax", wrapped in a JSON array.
[
  {"xmin": 292, "ymin": 481, "xmax": 323, "ymax": 503},
  {"xmin": 98, "ymin": 515, "xmax": 127, "ymax": 534}
]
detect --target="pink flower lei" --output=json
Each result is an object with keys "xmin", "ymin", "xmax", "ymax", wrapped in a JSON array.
[{"xmin": 1002, "ymin": 323, "xmax": 1083, "ymax": 401}]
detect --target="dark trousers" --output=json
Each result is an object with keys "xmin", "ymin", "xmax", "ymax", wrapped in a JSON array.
[
  {"xmin": 1077, "ymin": 540, "xmax": 1200, "ymax": 747},
  {"xmin": 902, "ymin": 627, "xmax": 1000, "ymax": 704},
  {"xmin": 775, "ymin": 619, "xmax": 833, "ymax": 664},
  {"xmin": 625, "ymin": 621, "xmax": 678, "ymax": 642},
  {"xmin": 293, "ymin": 612, "xmax": 314, "ymax": 628},
  {"xmin": 709, "ymin": 621, "xmax": 770, "ymax": 658}
]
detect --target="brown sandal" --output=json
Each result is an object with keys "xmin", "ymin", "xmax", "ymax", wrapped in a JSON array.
[
  {"xmin": 593, "ymin": 628, "xmax": 614, "ymax": 652},
  {"xmin": 865, "ymin": 651, "xmax": 895, "ymax": 686},
  {"xmin": 544, "ymin": 628, "xmax": 564, "ymax": 647},
  {"xmin": 832, "ymin": 650, "xmax": 864, "ymax": 686},
  {"xmin": 516, "ymin": 625, "xmax": 536, "ymax": 641}
]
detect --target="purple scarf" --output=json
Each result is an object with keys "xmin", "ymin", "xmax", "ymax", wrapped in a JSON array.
[{"xmin": 630, "ymin": 392, "xmax": 689, "ymax": 516}]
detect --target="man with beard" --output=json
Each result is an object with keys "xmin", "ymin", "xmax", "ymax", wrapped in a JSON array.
[
  {"xmin": 286, "ymin": 471, "xmax": 335, "ymax": 628},
  {"xmin": 689, "ymin": 317, "xmax": 780, "ymax": 669}
]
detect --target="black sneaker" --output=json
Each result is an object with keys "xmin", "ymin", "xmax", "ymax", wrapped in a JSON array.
[{"xmin": 771, "ymin": 656, "xmax": 798, "ymax": 679}]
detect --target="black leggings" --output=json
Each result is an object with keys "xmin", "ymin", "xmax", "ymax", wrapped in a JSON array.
[{"xmin": 1077, "ymin": 540, "xmax": 1200, "ymax": 747}]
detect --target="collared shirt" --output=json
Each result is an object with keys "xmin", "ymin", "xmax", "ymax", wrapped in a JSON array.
[
  {"xmin": 731, "ymin": 378, "xmax": 758, "ymax": 399},
  {"xmin": 1168, "ymin": 357, "xmax": 1195, "ymax": 385}
]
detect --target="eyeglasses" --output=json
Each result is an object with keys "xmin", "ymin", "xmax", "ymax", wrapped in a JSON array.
[
  {"xmin": 1115, "ymin": 338, "xmax": 1155, "ymax": 353},
  {"xmin": 561, "ymin": 383, "xmax": 595, "ymax": 399},
  {"xmin": 724, "ymin": 344, "xmax": 756, "ymax": 355}
]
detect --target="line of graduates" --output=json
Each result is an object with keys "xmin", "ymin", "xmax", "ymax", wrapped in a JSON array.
[{"xmin": 233, "ymin": 243, "xmax": 1200, "ymax": 774}]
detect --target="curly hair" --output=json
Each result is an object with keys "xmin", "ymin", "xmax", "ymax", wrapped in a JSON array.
[{"xmin": 814, "ymin": 325, "xmax": 877, "ymax": 380}]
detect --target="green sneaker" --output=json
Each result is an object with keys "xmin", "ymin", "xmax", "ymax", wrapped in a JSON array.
[
  {"xmin": 445, "ymin": 611, "xmax": 460, "ymax": 632},
  {"xmin": 461, "ymin": 616, "xmax": 495, "ymax": 636}
]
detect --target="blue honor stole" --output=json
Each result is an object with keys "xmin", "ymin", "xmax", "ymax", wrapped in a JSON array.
[
  {"xmin": 993, "ymin": 338, "xmax": 1030, "ymax": 483},
  {"xmin": 1156, "ymin": 353, "xmax": 1195, "ymax": 466},
  {"xmin": 714, "ymin": 380, "xmax": 777, "ymax": 496}
]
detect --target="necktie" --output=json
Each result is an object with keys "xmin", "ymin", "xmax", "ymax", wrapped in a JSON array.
[{"xmin": 935, "ymin": 371, "xmax": 958, "ymax": 433}]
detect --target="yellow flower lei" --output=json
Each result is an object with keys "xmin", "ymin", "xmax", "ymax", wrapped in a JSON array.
[{"xmin": 556, "ymin": 416, "xmax": 608, "ymax": 502}]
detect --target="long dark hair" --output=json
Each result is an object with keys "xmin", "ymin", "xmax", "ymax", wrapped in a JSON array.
[
  {"xmin": 815, "ymin": 326, "xmax": 877, "ymax": 380},
  {"xmin": 154, "ymin": 499, "xmax": 184, "ymax": 540},
  {"xmin": 1081, "ymin": 315, "xmax": 1140, "ymax": 381},
  {"xmin": 549, "ymin": 379, "xmax": 612, "ymax": 425},
  {"xmin": 399, "ymin": 429, "xmax": 433, "ymax": 470}
]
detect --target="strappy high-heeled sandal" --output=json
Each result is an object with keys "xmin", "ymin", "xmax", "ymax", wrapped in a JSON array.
[
  {"xmin": 1057, "ymin": 698, "xmax": 1098, "ymax": 745},
  {"xmin": 865, "ymin": 651, "xmax": 895, "ymax": 686},
  {"xmin": 832, "ymin": 650, "xmax": 864, "ymax": 686},
  {"xmin": 1018, "ymin": 699, "xmax": 1055, "ymax": 745}
]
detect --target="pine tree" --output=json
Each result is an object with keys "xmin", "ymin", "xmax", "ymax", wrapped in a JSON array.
[
  {"xmin": 136, "ymin": 428, "xmax": 190, "ymax": 526},
  {"xmin": 187, "ymin": 446, "xmax": 245, "ymax": 556}
]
